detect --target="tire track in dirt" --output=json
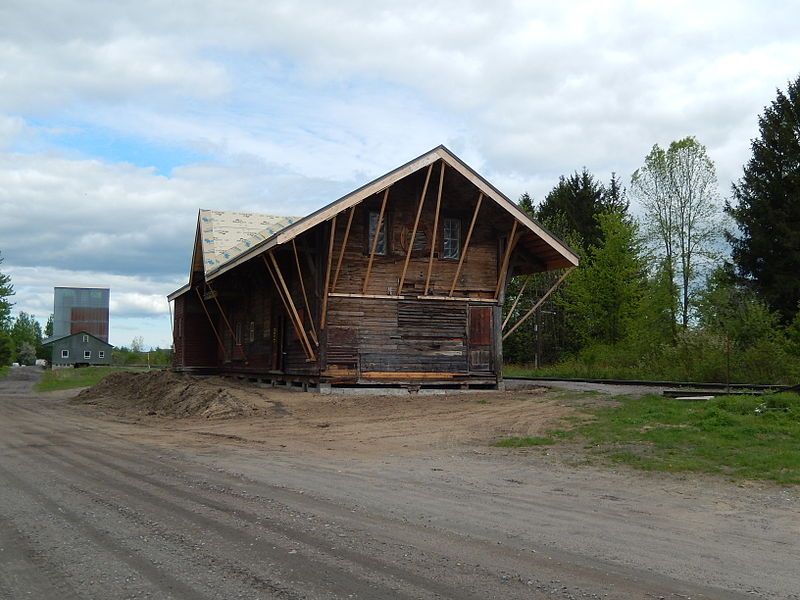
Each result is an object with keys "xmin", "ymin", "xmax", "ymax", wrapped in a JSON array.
[{"xmin": 5, "ymin": 423, "xmax": 489, "ymax": 600}]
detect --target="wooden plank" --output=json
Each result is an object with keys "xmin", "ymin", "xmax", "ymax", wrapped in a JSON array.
[
  {"xmin": 362, "ymin": 187, "xmax": 390, "ymax": 294},
  {"xmin": 424, "ymin": 162, "xmax": 446, "ymax": 295},
  {"xmin": 448, "ymin": 192, "xmax": 483, "ymax": 296},
  {"xmin": 267, "ymin": 252, "xmax": 316, "ymax": 361},
  {"xmin": 398, "ymin": 163, "xmax": 433, "ymax": 294},
  {"xmin": 327, "ymin": 292, "xmax": 496, "ymax": 303},
  {"xmin": 207, "ymin": 281, "xmax": 245, "ymax": 361},
  {"xmin": 494, "ymin": 220, "xmax": 519, "ymax": 300},
  {"xmin": 502, "ymin": 275, "xmax": 530, "ymax": 329},
  {"xmin": 361, "ymin": 371, "xmax": 456, "ymax": 380},
  {"xmin": 194, "ymin": 287, "xmax": 225, "ymax": 353},
  {"xmin": 292, "ymin": 239, "xmax": 317, "ymax": 345},
  {"xmin": 502, "ymin": 267, "xmax": 574, "ymax": 340},
  {"xmin": 320, "ymin": 216, "xmax": 336, "ymax": 329},
  {"xmin": 331, "ymin": 206, "xmax": 355, "ymax": 293}
]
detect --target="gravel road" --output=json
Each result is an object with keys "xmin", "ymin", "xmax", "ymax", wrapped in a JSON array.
[{"xmin": 1, "ymin": 367, "xmax": 797, "ymax": 599}]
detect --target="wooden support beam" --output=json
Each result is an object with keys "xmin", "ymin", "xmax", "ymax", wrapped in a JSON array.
[
  {"xmin": 501, "ymin": 275, "xmax": 531, "ymax": 330},
  {"xmin": 292, "ymin": 239, "xmax": 317, "ymax": 346},
  {"xmin": 266, "ymin": 252, "xmax": 317, "ymax": 362},
  {"xmin": 398, "ymin": 163, "xmax": 433, "ymax": 295},
  {"xmin": 194, "ymin": 287, "xmax": 225, "ymax": 353},
  {"xmin": 494, "ymin": 220, "xmax": 519, "ymax": 300},
  {"xmin": 424, "ymin": 162, "xmax": 446, "ymax": 295},
  {"xmin": 331, "ymin": 206, "xmax": 355, "ymax": 293},
  {"xmin": 320, "ymin": 216, "xmax": 336, "ymax": 330},
  {"xmin": 448, "ymin": 192, "xmax": 483, "ymax": 296},
  {"xmin": 362, "ymin": 187, "xmax": 390, "ymax": 295},
  {"xmin": 502, "ymin": 267, "xmax": 574, "ymax": 341},
  {"xmin": 207, "ymin": 281, "xmax": 246, "ymax": 361}
]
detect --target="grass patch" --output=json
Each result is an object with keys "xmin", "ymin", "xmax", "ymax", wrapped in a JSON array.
[
  {"xmin": 494, "ymin": 435, "xmax": 555, "ymax": 447},
  {"xmin": 578, "ymin": 392, "xmax": 800, "ymax": 484},
  {"xmin": 494, "ymin": 392, "xmax": 800, "ymax": 484},
  {"xmin": 35, "ymin": 366, "xmax": 140, "ymax": 392},
  {"xmin": 0, "ymin": 365, "xmax": 8, "ymax": 380}
]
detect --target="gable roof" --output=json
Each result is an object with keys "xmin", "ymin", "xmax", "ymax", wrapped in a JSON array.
[
  {"xmin": 42, "ymin": 330, "xmax": 114, "ymax": 348},
  {"xmin": 169, "ymin": 144, "xmax": 578, "ymax": 300},
  {"xmin": 194, "ymin": 210, "xmax": 299, "ymax": 277},
  {"xmin": 209, "ymin": 145, "xmax": 577, "ymax": 280}
]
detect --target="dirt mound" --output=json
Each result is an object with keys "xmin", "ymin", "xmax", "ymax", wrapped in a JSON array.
[{"xmin": 73, "ymin": 370, "xmax": 266, "ymax": 419}]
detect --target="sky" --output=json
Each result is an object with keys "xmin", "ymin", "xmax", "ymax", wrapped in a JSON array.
[{"xmin": 1, "ymin": 0, "xmax": 799, "ymax": 349}]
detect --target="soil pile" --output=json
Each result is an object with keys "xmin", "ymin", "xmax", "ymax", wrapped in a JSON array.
[{"xmin": 73, "ymin": 371, "xmax": 266, "ymax": 419}]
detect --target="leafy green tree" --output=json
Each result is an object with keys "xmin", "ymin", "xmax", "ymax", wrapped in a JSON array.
[
  {"xmin": 0, "ymin": 251, "xmax": 14, "ymax": 331},
  {"xmin": 560, "ymin": 212, "xmax": 643, "ymax": 345},
  {"xmin": 0, "ymin": 331, "xmax": 13, "ymax": 365},
  {"xmin": 697, "ymin": 266, "xmax": 780, "ymax": 348},
  {"xmin": 11, "ymin": 312, "xmax": 42, "ymax": 361},
  {"xmin": 631, "ymin": 137, "xmax": 721, "ymax": 328},
  {"xmin": 44, "ymin": 314, "xmax": 54, "ymax": 337},
  {"xmin": 16, "ymin": 342, "xmax": 36, "ymax": 366},
  {"xmin": 726, "ymin": 74, "xmax": 800, "ymax": 324},
  {"xmin": 629, "ymin": 258, "xmax": 677, "ymax": 347}
]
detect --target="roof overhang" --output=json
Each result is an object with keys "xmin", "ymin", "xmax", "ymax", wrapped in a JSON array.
[{"xmin": 202, "ymin": 145, "xmax": 578, "ymax": 283}]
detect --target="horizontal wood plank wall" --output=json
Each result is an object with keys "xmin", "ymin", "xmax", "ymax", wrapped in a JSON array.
[
  {"xmin": 328, "ymin": 168, "xmax": 513, "ymax": 299},
  {"xmin": 326, "ymin": 296, "xmax": 472, "ymax": 374}
]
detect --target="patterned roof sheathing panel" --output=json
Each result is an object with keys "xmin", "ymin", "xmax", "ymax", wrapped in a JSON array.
[{"xmin": 198, "ymin": 209, "xmax": 298, "ymax": 275}]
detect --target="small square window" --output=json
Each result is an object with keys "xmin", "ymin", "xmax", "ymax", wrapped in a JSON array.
[
  {"xmin": 82, "ymin": 334, "xmax": 89, "ymax": 343},
  {"xmin": 368, "ymin": 211, "xmax": 387, "ymax": 255},
  {"xmin": 84, "ymin": 350, "xmax": 91, "ymax": 360},
  {"xmin": 443, "ymin": 218, "xmax": 461, "ymax": 259},
  {"xmin": 61, "ymin": 349, "xmax": 69, "ymax": 358},
  {"xmin": 98, "ymin": 351, "xmax": 105, "ymax": 359}
]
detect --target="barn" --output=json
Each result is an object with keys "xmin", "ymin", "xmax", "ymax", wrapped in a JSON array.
[{"xmin": 167, "ymin": 146, "xmax": 578, "ymax": 389}]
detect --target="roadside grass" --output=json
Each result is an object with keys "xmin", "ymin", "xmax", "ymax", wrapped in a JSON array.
[
  {"xmin": 0, "ymin": 365, "xmax": 8, "ymax": 380},
  {"xmin": 495, "ymin": 392, "xmax": 800, "ymax": 485},
  {"xmin": 35, "ymin": 366, "xmax": 143, "ymax": 392}
]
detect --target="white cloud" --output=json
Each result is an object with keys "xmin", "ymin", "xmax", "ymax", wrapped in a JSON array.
[{"xmin": 1, "ymin": 0, "xmax": 799, "ymax": 351}]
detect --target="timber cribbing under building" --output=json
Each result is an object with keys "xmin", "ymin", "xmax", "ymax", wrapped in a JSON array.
[{"xmin": 167, "ymin": 145, "xmax": 578, "ymax": 390}]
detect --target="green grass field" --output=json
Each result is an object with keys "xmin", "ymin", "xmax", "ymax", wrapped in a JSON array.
[
  {"xmin": 496, "ymin": 392, "xmax": 800, "ymax": 484},
  {"xmin": 35, "ymin": 366, "xmax": 140, "ymax": 392}
]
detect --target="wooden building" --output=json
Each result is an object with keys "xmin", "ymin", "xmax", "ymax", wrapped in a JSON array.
[{"xmin": 168, "ymin": 146, "xmax": 577, "ymax": 389}]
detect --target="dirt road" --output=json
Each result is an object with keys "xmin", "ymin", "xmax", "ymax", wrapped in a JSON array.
[{"xmin": 1, "ymin": 367, "xmax": 798, "ymax": 599}]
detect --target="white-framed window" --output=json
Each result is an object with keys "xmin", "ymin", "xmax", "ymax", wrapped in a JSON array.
[
  {"xmin": 61, "ymin": 349, "xmax": 69, "ymax": 358},
  {"xmin": 368, "ymin": 211, "xmax": 387, "ymax": 255},
  {"xmin": 98, "ymin": 351, "xmax": 105, "ymax": 359},
  {"xmin": 249, "ymin": 321, "xmax": 255, "ymax": 343},
  {"xmin": 442, "ymin": 217, "xmax": 461, "ymax": 259},
  {"xmin": 82, "ymin": 334, "xmax": 89, "ymax": 343},
  {"xmin": 84, "ymin": 350, "xmax": 91, "ymax": 360}
]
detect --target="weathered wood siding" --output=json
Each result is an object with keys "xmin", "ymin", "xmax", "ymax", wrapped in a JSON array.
[
  {"xmin": 325, "ymin": 297, "xmax": 497, "ymax": 376},
  {"xmin": 328, "ymin": 166, "xmax": 514, "ymax": 299},
  {"xmin": 174, "ymin": 293, "xmax": 218, "ymax": 368}
]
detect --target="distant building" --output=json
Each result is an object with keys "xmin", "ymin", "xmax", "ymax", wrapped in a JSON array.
[
  {"xmin": 45, "ymin": 287, "xmax": 112, "ymax": 366},
  {"xmin": 53, "ymin": 287, "xmax": 110, "ymax": 341},
  {"xmin": 43, "ymin": 331, "xmax": 113, "ymax": 367}
]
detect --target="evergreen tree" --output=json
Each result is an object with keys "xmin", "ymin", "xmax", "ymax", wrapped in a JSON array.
[
  {"xmin": 560, "ymin": 212, "xmax": 643, "ymax": 345},
  {"xmin": 726, "ymin": 74, "xmax": 800, "ymax": 324},
  {"xmin": 0, "ymin": 251, "xmax": 14, "ymax": 331}
]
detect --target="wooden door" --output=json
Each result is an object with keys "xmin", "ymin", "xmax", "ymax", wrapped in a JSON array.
[{"xmin": 468, "ymin": 306, "xmax": 493, "ymax": 372}]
